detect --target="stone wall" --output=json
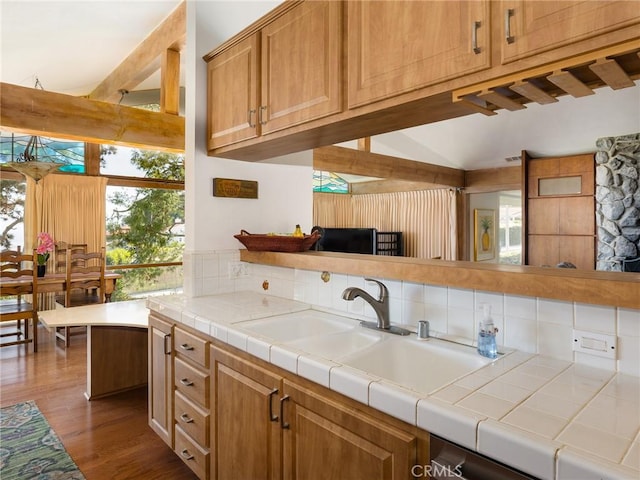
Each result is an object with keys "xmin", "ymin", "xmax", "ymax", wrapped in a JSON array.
[{"xmin": 595, "ymin": 133, "xmax": 640, "ymax": 271}]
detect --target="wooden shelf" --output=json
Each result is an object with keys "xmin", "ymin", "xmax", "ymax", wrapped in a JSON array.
[{"xmin": 240, "ymin": 250, "xmax": 639, "ymax": 309}]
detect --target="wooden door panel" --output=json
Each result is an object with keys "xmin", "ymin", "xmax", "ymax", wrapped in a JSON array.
[
  {"xmin": 283, "ymin": 380, "xmax": 416, "ymax": 480},
  {"xmin": 559, "ymin": 196, "xmax": 595, "ymax": 235},
  {"xmin": 528, "ymin": 235, "xmax": 559, "ymax": 267},
  {"xmin": 528, "ymin": 198, "xmax": 559, "ymax": 235},
  {"xmin": 207, "ymin": 34, "xmax": 259, "ymax": 149},
  {"xmin": 347, "ymin": 1, "xmax": 490, "ymax": 108},
  {"xmin": 558, "ymin": 236, "xmax": 594, "ymax": 270},
  {"xmin": 148, "ymin": 316, "xmax": 172, "ymax": 447},
  {"xmin": 212, "ymin": 348, "xmax": 282, "ymax": 480},
  {"xmin": 261, "ymin": 1, "xmax": 342, "ymax": 134},
  {"xmin": 501, "ymin": 1, "xmax": 640, "ymax": 64}
]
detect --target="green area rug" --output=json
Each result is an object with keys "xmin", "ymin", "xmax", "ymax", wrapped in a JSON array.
[{"xmin": 0, "ymin": 400, "xmax": 85, "ymax": 479}]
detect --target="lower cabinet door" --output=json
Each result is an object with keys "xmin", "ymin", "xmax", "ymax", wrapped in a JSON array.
[
  {"xmin": 211, "ymin": 346, "xmax": 283, "ymax": 480},
  {"xmin": 282, "ymin": 380, "xmax": 418, "ymax": 480},
  {"xmin": 175, "ymin": 425, "xmax": 210, "ymax": 480}
]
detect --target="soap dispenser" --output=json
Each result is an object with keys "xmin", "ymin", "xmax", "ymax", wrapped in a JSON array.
[{"xmin": 477, "ymin": 304, "xmax": 498, "ymax": 359}]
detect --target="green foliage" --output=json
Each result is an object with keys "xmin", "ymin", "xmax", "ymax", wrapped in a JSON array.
[
  {"xmin": 0, "ymin": 179, "xmax": 25, "ymax": 249},
  {"xmin": 106, "ymin": 149, "xmax": 185, "ymax": 294}
]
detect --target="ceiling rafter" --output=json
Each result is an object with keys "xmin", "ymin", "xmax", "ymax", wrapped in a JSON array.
[{"xmin": 89, "ymin": 1, "xmax": 186, "ymax": 104}]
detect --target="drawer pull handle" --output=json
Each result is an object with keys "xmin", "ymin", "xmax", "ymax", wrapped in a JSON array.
[
  {"xmin": 472, "ymin": 21, "xmax": 481, "ymax": 54},
  {"xmin": 163, "ymin": 333, "xmax": 171, "ymax": 355},
  {"xmin": 180, "ymin": 413, "xmax": 194, "ymax": 424},
  {"xmin": 180, "ymin": 449, "xmax": 194, "ymax": 461},
  {"xmin": 180, "ymin": 378, "xmax": 194, "ymax": 387},
  {"xmin": 505, "ymin": 8, "xmax": 514, "ymax": 44},
  {"xmin": 268, "ymin": 388, "xmax": 279, "ymax": 422},
  {"xmin": 248, "ymin": 109, "xmax": 256, "ymax": 128},
  {"xmin": 279, "ymin": 395, "xmax": 290, "ymax": 430},
  {"xmin": 180, "ymin": 343, "xmax": 195, "ymax": 351}
]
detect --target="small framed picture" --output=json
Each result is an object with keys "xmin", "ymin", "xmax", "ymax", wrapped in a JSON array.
[{"xmin": 474, "ymin": 209, "xmax": 495, "ymax": 261}]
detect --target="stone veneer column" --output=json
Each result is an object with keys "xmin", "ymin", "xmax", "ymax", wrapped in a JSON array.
[{"xmin": 595, "ymin": 133, "xmax": 640, "ymax": 271}]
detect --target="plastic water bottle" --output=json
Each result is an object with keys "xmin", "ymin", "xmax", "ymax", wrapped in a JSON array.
[{"xmin": 477, "ymin": 304, "xmax": 497, "ymax": 359}]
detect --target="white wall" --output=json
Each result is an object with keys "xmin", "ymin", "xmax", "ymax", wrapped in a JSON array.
[{"xmin": 185, "ymin": 0, "xmax": 313, "ymax": 253}]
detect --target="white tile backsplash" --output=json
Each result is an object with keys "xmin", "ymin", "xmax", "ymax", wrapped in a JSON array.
[{"xmin": 184, "ymin": 250, "xmax": 640, "ymax": 377}]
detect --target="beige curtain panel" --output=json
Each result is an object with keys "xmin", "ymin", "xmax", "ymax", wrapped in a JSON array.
[
  {"xmin": 313, "ymin": 189, "xmax": 457, "ymax": 260},
  {"xmin": 25, "ymin": 174, "xmax": 108, "ymax": 259}
]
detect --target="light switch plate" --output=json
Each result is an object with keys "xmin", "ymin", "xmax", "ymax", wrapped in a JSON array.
[{"xmin": 572, "ymin": 329, "xmax": 617, "ymax": 359}]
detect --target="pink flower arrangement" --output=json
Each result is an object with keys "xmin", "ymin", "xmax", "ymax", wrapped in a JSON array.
[{"xmin": 36, "ymin": 232, "xmax": 54, "ymax": 265}]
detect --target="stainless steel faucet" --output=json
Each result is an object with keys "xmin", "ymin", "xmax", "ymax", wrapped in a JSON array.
[{"xmin": 342, "ymin": 278, "xmax": 410, "ymax": 336}]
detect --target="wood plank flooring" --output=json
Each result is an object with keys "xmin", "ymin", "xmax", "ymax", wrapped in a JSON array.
[{"xmin": 0, "ymin": 323, "xmax": 197, "ymax": 480}]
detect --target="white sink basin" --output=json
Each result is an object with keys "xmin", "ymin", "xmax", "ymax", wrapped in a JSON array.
[
  {"xmin": 238, "ymin": 311, "xmax": 359, "ymax": 343},
  {"xmin": 341, "ymin": 336, "xmax": 494, "ymax": 394},
  {"xmin": 285, "ymin": 329, "xmax": 385, "ymax": 360}
]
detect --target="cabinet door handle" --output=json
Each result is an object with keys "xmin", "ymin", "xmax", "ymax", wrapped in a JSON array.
[
  {"xmin": 268, "ymin": 388, "xmax": 279, "ymax": 422},
  {"xmin": 505, "ymin": 8, "xmax": 514, "ymax": 44},
  {"xmin": 180, "ymin": 413, "xmax": 194, "ymax": 424},
  {"xmin": 180, "ymin": 378, "xmax": 194, "ymax": 387},
  {"xmin": 180, "ymin": 449, "xmax": 194, "ymax": 461},
  {"xmin": 163, "ymin": 333, "xmax": 171, "ymax": 355},
  {"xmin": 180, "ymin": 343, "xmax": 194, "ymax": 351},
  {"xmin": 472, "ymin": 21, "xmax": 481, "ymax": 54},
  {"xmin": 259, "ymin": 105, "xmax": 268, "ymax": 125},
  {"xmin": 279, "ymin": 395, "xmax": 290, "ymax": 429},
  {"xmin": 248, "ymin": 109, "xmax": 256, "ymax": 128}
]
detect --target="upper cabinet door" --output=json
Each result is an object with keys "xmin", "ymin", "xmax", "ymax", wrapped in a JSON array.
[
  {"xmin": 501, "ymin": 1, "xmax": 640, "ymax": 64},
  {"xmin": 347, "ymin": 1, "xmax": 490, "ymax": 109},
  {"xmin": 207, "ymin": 34, "xmax": 259, "ymax": 150},
  {"xmin": 260, "ymin": 1, "xmax": 342, "ymax": 135}
]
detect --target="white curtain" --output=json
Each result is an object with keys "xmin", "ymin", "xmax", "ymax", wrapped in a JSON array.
[{"xmin": 313, "ymin": 189, "xmax": 457, "ymax": 259}]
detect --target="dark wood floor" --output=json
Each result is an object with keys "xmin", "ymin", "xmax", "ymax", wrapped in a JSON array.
[{"xmin": 0, "ymin": 323, "xmax": 197, "ymax": 480}]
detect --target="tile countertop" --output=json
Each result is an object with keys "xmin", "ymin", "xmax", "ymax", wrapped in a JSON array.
[{"xmin": 147, "ymin": 292, "xmax": 640, "ymax": 480}]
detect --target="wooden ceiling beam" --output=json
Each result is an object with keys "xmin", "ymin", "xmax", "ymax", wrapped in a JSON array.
[
  {"xmin": 89, "ymin": 1, "xmax": 186, "ymax": 103},
  {"xmin": 161, "ymin": 48, "xmax": 181, "ymax": 114},
  {"xmin": 0, "ymin": 82, "xmax": 184, "ymax": 152},
  {"xmin": 313, "ymin": 145, "xmax": 465, "ymax": 188}
]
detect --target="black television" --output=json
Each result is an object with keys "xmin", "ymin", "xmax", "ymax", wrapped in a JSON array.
[{"xmin": 315, "ymin": 227, "xmax": 377, "ymax": 255}]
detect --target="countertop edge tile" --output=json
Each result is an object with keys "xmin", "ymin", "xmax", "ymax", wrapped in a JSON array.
[
  {"xmin": 368, "ymin": 381, "xmax": 419, "ymax": 426},
  {"xmin": 557, "ymin": 447, "xmax": 640, "ymax": 480},
  {"xmin": 478, "ymin": 419, "xmax": 561, "ymax": 480},
  {"xmin": 416, "ymin": 398, "xmax": 486, "ymax": 452}
]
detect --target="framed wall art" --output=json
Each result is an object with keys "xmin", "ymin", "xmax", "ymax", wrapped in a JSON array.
[{"xmin": 474, "ymin": 209, "xmax": 495, "ymax": 261}]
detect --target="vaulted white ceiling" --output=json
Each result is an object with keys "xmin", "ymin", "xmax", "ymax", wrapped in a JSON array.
[{"xmin": 1, "ymin": 0, "xmax": 638, "ymax": 171}]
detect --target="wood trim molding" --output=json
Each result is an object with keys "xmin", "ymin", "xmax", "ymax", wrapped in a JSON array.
[
  {"xmin": 240, "ymin": 250, "xmax": 640, "ymax": 309},
  {"xmin": 313, "ymin": 145, "xmax": 465, "ymax": 188},
  {"xmin": 0, "ymin": 82, "xmax": 184, "ymax": 152},
  {"xmin": 89, "ymin": 1, "xmax": 186, "ymax": 103}
]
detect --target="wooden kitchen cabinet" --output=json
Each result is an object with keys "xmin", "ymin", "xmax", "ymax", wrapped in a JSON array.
[
  {"xmin": 210, "ymin": 345, "xmax": 283, "ymax": 480},
  {"xmin": 500, "ymin": 1, "xmax": 640, "ymax": 64},
  {"xmin": 174, "ymin": 326, "xmax": 211, "ymax": 480},
  {"xmin": 347, "ymin": 0, "xmax": 490, "ymax": 109},
  {"xmin": 281, "ymin": 380, "xmax": 418, "ymax": 480},
  {"xmin": 210, "ymin": 344, "xmax": 421, "ymax": 480},
  {"xmin": 206, "ymin": 0, "xmax": 342, "ymax": 151},
  {"xmin": 206, "ymin": 34, "xmax": 259, "ymax": 149},
  {"xmin": 148, "ymin": 314, "xmax": 174, "ymax": 448}
]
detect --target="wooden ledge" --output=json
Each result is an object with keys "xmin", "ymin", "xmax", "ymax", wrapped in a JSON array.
[{"xmin": 240, "ymin": 251, "xmax": 640, "ymax": 309}]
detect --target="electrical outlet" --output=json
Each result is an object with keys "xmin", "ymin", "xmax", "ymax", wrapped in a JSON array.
[
  {"xmin": 572, "ymin": 329, "xmax": 617, "ymax": 359},
  {"xmin": 228, "ymin": 261, "xmax": 249, "ymax": 279}
]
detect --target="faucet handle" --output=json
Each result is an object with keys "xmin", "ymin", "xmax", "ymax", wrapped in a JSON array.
[{"xmin": 364, "ymin": 278, "xmax": 388, "ymax": 300}]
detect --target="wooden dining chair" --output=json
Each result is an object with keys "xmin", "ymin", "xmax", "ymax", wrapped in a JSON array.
[
  {"xmin": 56, "ymin": 247, "xmax": 106, "ymax": 347},
  {"xmin": 0, "ymin": 248, "xmax": 38, "ymax": 352}
]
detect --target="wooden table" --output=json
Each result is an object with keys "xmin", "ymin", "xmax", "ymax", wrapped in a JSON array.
[
  {"xmin": 38, "ymin": 300, "xmax": 149, "ymax": 400},
  {"xmin": 32, "ymin": 272, "xmax": 121, "ymax": 302}
]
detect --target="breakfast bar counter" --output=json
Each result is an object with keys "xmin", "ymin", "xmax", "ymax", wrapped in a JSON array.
[{"xmin": 38, "ymin": 300, "xmax": 148, "ymax": 400}]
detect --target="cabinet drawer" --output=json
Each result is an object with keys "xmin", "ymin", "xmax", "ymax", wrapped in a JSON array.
[
  {"xmin": 175, "ymin": 327, "xmax": 209, "ymax": 368},
  {"xmin": 175, "ymin": 390, "xmax": 209, "ymax": 448},
  {"xmin": 175, "ymin": 357, "xmax": 210, "ymax": 408},
  {"xmin": 175, "ymin": 425, "xmax": 210, "ymax": 480}
]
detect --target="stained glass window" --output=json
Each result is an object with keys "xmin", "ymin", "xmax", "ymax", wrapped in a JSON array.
[
  {"xmin": 0, "ymin": 132, "xmax": 85, "ymax": 173},
  {"xmin": 313, "ymin": 170, "xmax": 349, "ymax": 193}
]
